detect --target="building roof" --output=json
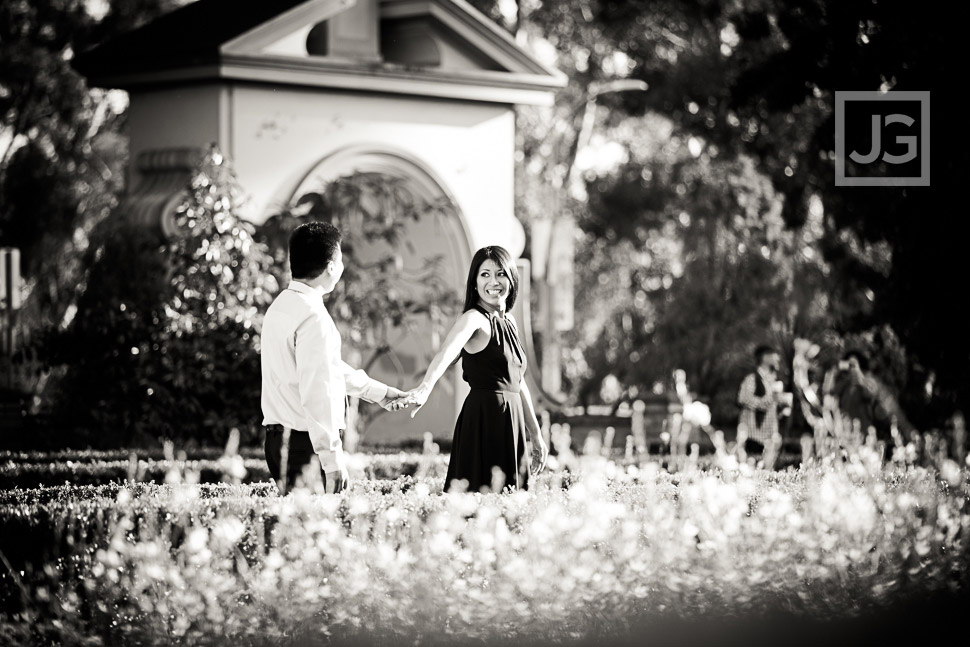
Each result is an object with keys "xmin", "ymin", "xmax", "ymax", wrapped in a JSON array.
[
  {"xmin": 74, "ymin": 0, "xmax": 311, "ymax": 77},
  {"xmin": 73, "ymin": 0, "xmax": 565, "ymax": 105}
]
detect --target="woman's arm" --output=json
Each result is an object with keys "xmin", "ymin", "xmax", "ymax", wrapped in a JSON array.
[
  {"xmin": 519, "ymin": 378, "xmax": 549, "ymax": 474},
  {"xmin": 519, "ymin": 379, "xmax": 542, "ymax": 443},
  {"xmin": 519, "ymin": 379, "xmax": 548, "ymax": 474},
  {"xmin": 502, "ymin": 312, "xmax": 548, "ymax": 474},
  {"xmin": 405, "ymin": 310, "xmax": 487, "ymax": 418}
]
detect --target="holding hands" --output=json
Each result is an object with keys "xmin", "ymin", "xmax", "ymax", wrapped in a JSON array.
[
  {"xmin": 385, "ymin": 385, "xmax": 432, "ymax": 417},
  {"xmin": 379, "ymin": 386, "xmax": 412, "ymax": 411}
]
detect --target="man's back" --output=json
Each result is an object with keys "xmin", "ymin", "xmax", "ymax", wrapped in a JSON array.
[{"xmin": 261, "ymin": 284, "xmax": 338, "ymax": 431}]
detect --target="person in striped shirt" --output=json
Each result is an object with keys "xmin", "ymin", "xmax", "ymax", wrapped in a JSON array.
[{"xmin": 737, "ymin": 344, "xmax": 792, "ymax": 468}]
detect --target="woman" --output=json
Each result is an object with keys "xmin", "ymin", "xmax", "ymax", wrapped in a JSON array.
[{"xmin": 395, "ymin": 246, "xmax": 548, "ymax": 492}]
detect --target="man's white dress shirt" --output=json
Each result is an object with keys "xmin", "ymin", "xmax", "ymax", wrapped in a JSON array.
[{"xmin": 261, "ymin": 280, "xmax": 388, "ymax": 472}]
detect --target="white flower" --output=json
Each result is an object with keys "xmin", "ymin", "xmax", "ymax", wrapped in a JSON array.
[
  {"xmin": 184, "ymin": 527, "xmax": 209, "ymax": 554},
  {"xmin": 211, "ymin": 518, "xmax": 245, "ymax": 548},
  {"xmin": 683, "ymin": 401, "xmax": 711, "ymax": 427},
  {"xmin": 940, "ymin": 459, "xmax": 962, "ymax": 487}
]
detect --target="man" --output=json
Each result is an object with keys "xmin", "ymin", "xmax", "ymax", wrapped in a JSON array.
[
  {"xmin": 261, "ymin": 222, "xmax": 407, "ymax": 494},
  {"xmin": 737, "ymin": 344, "xmax": 792, "ymax": 468},
  {"xmin": 824, "ymin": 348, "xmax": 912, "ymax": 449}
]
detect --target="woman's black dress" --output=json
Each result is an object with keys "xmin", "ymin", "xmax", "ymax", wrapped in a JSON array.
[{"xmin": 445, "ymin": 305, "xmax": 529, "ymax": 493}]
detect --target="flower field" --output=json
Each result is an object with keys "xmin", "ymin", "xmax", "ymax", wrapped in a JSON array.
[{"xmin": 1, "ymin": 446, "xmax": 968, "ymax": 647}]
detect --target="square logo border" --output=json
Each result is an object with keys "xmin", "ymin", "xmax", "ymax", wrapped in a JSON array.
[{"xmin": 835, "ymin": 90, "xmax": 930, "ymax": 187}]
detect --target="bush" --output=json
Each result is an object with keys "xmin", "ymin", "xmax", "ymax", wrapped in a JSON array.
[
  {"xmin": 0, "ymin": 450, "xmax": 449, "ymax": 489},
  {"xmin": 41, "ymin": 146, "xmax": 275, "ymax": 448}
]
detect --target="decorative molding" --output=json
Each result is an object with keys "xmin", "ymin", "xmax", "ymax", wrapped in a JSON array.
[
  {"xmin": 122, "ymin": 147, "xmax": 205, "ymax": 238},
  {"xmin": 221, "ymin": 0, "xmax": 357, "ymax": 55},
  {"xmin": 112, "ymin": 55, "xmax": 559, "ymax": 105}
]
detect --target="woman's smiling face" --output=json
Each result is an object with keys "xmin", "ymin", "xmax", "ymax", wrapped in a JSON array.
[{"xmin": 476, "ymin": 258, "xmax": 511, "ymax": 311}]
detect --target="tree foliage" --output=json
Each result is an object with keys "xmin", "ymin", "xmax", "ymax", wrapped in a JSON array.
[
  {"xmin": 46, "ymin": 146, "xmax": 274, "ymax": 447},
  {"xmin": 509, "ymin": 0, "xmax": 966, "ymax": 428},
  {"xmin": 0, "ymin": 0, "xmax": 179, "ymax": 337}
]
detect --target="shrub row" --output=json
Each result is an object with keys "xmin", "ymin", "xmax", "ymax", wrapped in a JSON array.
[
  {"xmin": 0, "ymin": 456, "xmax": 967, "ymax": 646},
  {"xmin": 0, "ymin": 453, "xmax": 449, "ymax": 490}
]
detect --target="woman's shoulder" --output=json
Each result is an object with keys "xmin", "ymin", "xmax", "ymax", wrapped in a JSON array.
[{"xmin": 458, "ymin": 308, "xmax": 492, "ymax": 329}]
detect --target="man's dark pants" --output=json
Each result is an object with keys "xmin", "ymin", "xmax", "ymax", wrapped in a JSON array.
[
  {"xmin": 264, "ymin": 425, "xmax": 327, "ymax": 493},
  {"xmin": 744, "ymin": 438, "xmax": 766, "ymax": 455}
]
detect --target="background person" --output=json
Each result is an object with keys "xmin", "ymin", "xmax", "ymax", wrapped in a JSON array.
[
  {"xmin": 823, "ymin": 348, "xmax": 913, "ymax": 453},
  {"xmin": 737, "ymin": 344, "xmax": 792, "ymax": 468}
]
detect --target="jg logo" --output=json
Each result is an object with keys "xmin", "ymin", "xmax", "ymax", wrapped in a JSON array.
[{"xmin": 835, "ymin": 91, "xmax": 930, "ymax": 186}]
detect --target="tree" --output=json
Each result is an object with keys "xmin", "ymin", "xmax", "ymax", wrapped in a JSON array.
[
  {"xmin": 511, "ymin": 0, "xmax": 966, "ymax": 427},
  {"xmin": 45, "ymin": 146, "xmax": 275, "ymax": 447},
  {"xmin": 0, "ymin": 0, "xmax": 179, "ymax": 345},
  {"xmin": 565, "ymin": 147, "xmax": 832, "ymax": 426}
]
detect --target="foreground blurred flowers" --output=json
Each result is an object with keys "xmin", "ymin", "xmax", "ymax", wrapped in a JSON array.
[{"xmin": 0, "ymin": 450, "xmax": 967, "ymax": 646}]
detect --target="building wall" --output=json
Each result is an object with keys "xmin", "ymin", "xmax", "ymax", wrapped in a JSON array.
[
  {"xmin": 227, "ymin": 84, "xmax": 524, "ymax": 256},
  {"xmin": 127, "ymin": 84, "xmax": 229, "ymax": 189},
  {"xmin": 223, "ymin": 85, "xmax": 526, "ymax": 441},
  {"xmin": 126, "ymin": 82, "xmax": 525, "ymax": 257}
]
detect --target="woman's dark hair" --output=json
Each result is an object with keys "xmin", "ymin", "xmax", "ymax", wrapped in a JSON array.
[
  {"xmin": 462, "ymin": 246, "xmax": 519, "ymax": 312},
  {"xmin": 289, "ymin": 221, "xmax": 341, "ymax": 279}
]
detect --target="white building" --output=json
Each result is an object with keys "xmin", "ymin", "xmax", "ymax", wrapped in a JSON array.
[{"xmin": 75, "ymin": 0, "xmax": 566, "ymax": 443}]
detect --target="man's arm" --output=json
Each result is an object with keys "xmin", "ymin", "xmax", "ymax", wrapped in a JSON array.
[
  {"xmin": 340, "ymin": 360, "xmax": 388, "ymax": 403},
  {"xmin": 738, "ymin": 374, "xmax": 774, "ymax": 411},
  {"xmin": 295, "ymin": 316, "xmax": 343, "ymax": 473}
]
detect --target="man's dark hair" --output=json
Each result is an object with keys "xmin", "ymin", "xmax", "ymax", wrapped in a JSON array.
[
  {"xmin": 288, "ymin": 222, "xmax": 341, "ymax": 280},
  {"xmin": 842, "ymin": 348, "xmax": 870, "ymax": 373},
  {"xmin": 754, "ymin": 344, "xmax": 777, "ymax": 364}
]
